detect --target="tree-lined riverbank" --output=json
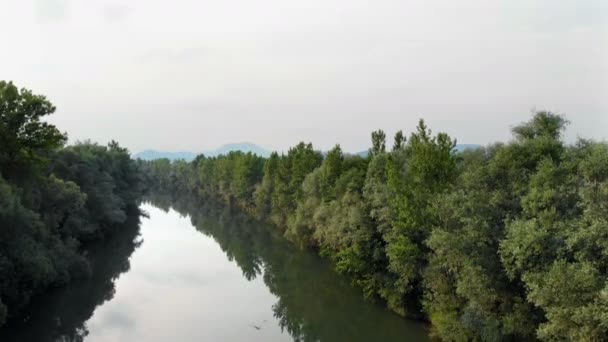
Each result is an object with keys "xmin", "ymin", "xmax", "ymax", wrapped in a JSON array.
[
  {"xmin": 0, "ymin": 82, "xmax": 144, "ymax": 327},
  {"xmin": 141, "ymin": 112, "xmax": 608, "ymax": 341},
  {"xmin": 2, "ymin": 81, "xmax": 607, "ymax": 341}
]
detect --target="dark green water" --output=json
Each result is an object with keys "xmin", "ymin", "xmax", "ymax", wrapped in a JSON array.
[{"xmin": 0, "ymin": 195, "xmax": 430, "ymax": 341}]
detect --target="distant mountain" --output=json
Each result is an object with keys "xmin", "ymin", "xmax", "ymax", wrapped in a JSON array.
[
  {"xmin": 134, "ymin": 150, "xmax": 197, "ymax": 161},
  {"xmin": 134, "ymin": 143, "xmax": 481, "ymax": 161},
  {"xmin": 205, "ymin": 142, "xmax": 271, "ymax": 158},
  {"xmin": 353, "ymin": 150, "xmax": 370, "ymax": 158},
  {"xmin": 133, "ymin": 143, "xmax": 272, "ymax": 161}
]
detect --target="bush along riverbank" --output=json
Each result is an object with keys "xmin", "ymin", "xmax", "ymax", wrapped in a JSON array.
[{"xmin": 140, "ymin": 111, "xmax": 608, "ymax": 341}]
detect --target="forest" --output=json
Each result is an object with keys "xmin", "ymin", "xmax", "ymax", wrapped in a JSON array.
[
  {"xmin": 141, "ymin": 112, "xmax": 608, "ymax": 341},
  {"xmin": 2, "ymin": 80, "xmax": 607, "ymax": 341},
  {"xmin": 0, "ymin": 81, "xmax": 144, "ymax": 327}
]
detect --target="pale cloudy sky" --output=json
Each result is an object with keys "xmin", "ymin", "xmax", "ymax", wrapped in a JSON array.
[{"xmin": 0, "ymin": 0, "xmax": 606, "ymax": 153}]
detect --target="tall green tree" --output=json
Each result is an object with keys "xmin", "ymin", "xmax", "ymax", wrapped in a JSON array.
[
  {"xmin": 370, "ymin": 130, "xmax": 386, "ymax": 156},
  {"xmin": 384, "ymin": 119, "xmax": 457, "ymax": 316},
  {"xmin": 393, "ymin": 130, "xmax": 406, "ymax": 151}
]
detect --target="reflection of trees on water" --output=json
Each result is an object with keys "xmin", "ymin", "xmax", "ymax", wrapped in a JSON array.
[
  {"xmin": 146, "ymin": 192, "xmax": 428, "ymax": 342},
  {"xmin": 1, "ymin": 193, "xmax": 427, "ymax": 342},
  {"xmin": 0, "ymin": 209, "xmax": 143, "ymax": 342}
]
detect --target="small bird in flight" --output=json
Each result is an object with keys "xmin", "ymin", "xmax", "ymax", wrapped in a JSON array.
[{"xmin": 250, "ymin": 320, "xmax": 267, "ymax": 330}]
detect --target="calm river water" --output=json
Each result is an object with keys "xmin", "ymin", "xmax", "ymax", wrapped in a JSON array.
[{"xmin": 0, "ymin": 195, "xmax": 430, "ymax": 341}]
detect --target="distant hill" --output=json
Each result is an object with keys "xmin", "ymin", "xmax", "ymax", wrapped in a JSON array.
[
  {"xmin": 134, "ymin": 143, "xmax": 481, "ymax": 161},
  {"xmin": 134, "ymin": 150, "xmax": 197, "ymax": 161},
  {"xmin": 353, "ymin": 150, "xmax": 369, "ymax": 158},
  {"xmin": 133, "ymin": 142, "xmax": 271, "ymax": 161},
  {"xmin": 206, "ymin": 142, "xmax": 271, "ymax": 157}
]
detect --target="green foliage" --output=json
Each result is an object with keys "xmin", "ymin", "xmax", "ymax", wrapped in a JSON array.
[
  {"xmin": 393, "ymin": 130, "xmax": 406, "ymax": 151},
  {"xmin": 381, "ymin": 119, "xmax": 458, "ymax": 315},
  {"xmin": 0, "ymin": 81, "xmax": 142, "ymax": 327},
  {"xmin": 370, "ymin": 130, "xmax": 386, "ymax": 156},
  {"xmin": 524, "ymin": 260, "xmax": 607, "ymax": 340},
  {"xmin": 0, "ymin": 81, "xmax": 66, "ymax": 182},
  {"xmin": 363, "ymin": 153, "xmax": 393, "ymax": 234},
  {"xmin": 253, "ymin": 152, "xmax": 280, "ymax": 219},
  {"xmin": 141, "ymin": 111, "xmax": 608, "ymax": 341},
  {"xmin": 319, "ymin": 145, "xmax": 343, "ymax": 201},
  {"xmin": 512, "ymin": 111, "xmax": 569, "ymax": 141},
  {"xmin": 423, "ymin": 149, "xmax": 539, "ymax": 340},
  {"xmin": 284, "ymin": 167, "xmax": 323, "ymax": 248}
]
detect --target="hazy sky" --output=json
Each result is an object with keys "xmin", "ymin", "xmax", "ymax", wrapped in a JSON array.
[{"xmin": 0, "ymin": 0, "xmax": 606, "ymax": 153}]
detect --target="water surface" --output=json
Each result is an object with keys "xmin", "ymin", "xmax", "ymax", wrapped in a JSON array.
[{"xmin": 0, "ymin": 196, "xmax": 430, "ymax": 341}]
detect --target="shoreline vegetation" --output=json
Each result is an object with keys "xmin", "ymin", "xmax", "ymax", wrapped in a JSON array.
[
  {"xmin": 141, "ymin": 112, "xmax": 608, "ymax": 341},
  {"xmin": 0, "ymin": 81, "xmax": 144, "ymax": 327},
  {"xmin": 143, "ymin": 192, "xmax": 432, "ymax": 341},
  {"xmin": 2, "ymin": 81, "xmax": 607, "ymax": 341}
]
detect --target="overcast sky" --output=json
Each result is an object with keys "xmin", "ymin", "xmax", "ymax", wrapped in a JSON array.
[{"xmin": 0, "ymin": 0, "xmax": 606, "ymax": 153}]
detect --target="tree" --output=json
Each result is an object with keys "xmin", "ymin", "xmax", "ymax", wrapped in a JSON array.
[
  {"xmin": 382, "ymin": 119, "xmax": 457, "ymax": 316},
  {"xmin": 319, "ymin": 145, "xmax": 344, "ymax": 201},
  {"xmin": 393, "ymin": 130, "xmax": 406, "ymax": 151},
  {"xmin": 0, "ymin": 81, "xmax": 66, "ymax": 181},
  {"xmin": 424, "ymin": 147, "xmax": 538, "ymax": 340},
  {"xmin": 369, "ymin": 130, "xmax": 386, "ymax": 156},
  {"xmin": 254, "ymin": 152, "xmax": 280, "ymax": 219}
]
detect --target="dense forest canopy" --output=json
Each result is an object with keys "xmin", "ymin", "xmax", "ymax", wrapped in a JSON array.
[
  {"xmin": 141, "ymin": 111, "xmax": 608, "ymax": 341},
  {"xmin": 0, "ymin": 81, "xmax": 144, "ymax": 327}
]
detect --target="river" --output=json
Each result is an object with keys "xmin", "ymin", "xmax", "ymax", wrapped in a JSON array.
[{"xmin": 0, "ymin": 195, "xmax": 430, "ymax": 341}]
